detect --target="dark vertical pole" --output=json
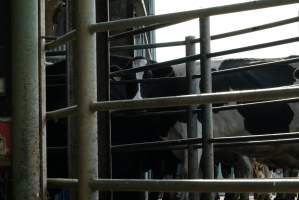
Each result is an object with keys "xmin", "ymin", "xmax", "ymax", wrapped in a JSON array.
[
  {"xmin": 200, "ymin": 17, "xmax": 214, "ymax": 200},
  {"xmin": 38, "ymin": 0, "xmax": 47, "ymax": 199},
  {"xmin": 96, "ymin": 0, "xmax": 112, "ymax": 200},
  {"xmin": 76, "ymin": 0, "xmax": 98, "ymax": 198},
  {"xmin": 67, "ymin": 0, "xmax": 78, "ymax": 198},
  {"xmin": 186, "ymin": 36, "xmax": 200, "ymax": 200},
  {"xmin": 11, "ymin": 0, "xmax": 40, "ymax": 199}
]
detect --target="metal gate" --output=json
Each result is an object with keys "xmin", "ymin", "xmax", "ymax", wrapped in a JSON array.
[{"xmin": 11, "ymin": 0, "xmax": 299, "ymax": 200}]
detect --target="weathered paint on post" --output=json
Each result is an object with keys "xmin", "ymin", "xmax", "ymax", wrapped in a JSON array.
[
  {"xmin": 200, "ymin": 17, "xmax": 214, "ymax": 200},
  {"xmin": 186, "ymin": 36, "xmax": 200, "ymax": 200},
  {"xmin": 76, "ymin": 0, "xmax": 98, "ymax": 198},
  {"xmin": 11, "ymin": 0, "xmax": 40, "ymax": 199}
]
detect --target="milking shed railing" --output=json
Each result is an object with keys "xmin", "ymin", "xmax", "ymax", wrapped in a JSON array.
[{"xmin": 39, "ymin": 1, "xmax": 299, "ymax": 200}]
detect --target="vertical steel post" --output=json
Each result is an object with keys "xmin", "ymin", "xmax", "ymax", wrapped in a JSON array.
[
  {"xmin": 76, "ymin": 0, "xmax": 98, "ymax": 198},
  {"xmin": 186, "ymin": 36, "xmax": 200, "ymax": 200},
  {"xmin": 200, "ymin": 17, "xmax": 214, "ymax": 200},
  {"xmin": 38, "ymin": 0, "xmax": 47, "ymax": 199},
  {"xmin": 96, "ymin": 0, "xmax": 112, "ymax": 200},
  {"xmin": 11, "ymin": 0, "xmax": 40, "ymax": 199}
]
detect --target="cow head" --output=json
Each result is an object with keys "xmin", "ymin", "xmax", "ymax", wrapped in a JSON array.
[{"xmin": 110, "ymin": 56, "xmax": 139, "ymax": 101}]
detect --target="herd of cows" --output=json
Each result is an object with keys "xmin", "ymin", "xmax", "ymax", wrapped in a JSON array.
[{"xmin": 46, "ymin": 54, "xmax": 299, "ymax": 200}]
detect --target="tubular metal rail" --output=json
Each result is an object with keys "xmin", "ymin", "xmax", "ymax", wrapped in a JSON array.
[
  {"xmin": 11, "ymin": 0, "xmax": 299, "ymax": 200},
  {"xmin": 45, "ymin": 1, "xmax": 299, "ymax": 200}
]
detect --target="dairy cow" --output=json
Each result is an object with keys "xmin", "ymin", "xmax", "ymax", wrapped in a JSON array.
[
  {"xmin": 45, "ymin": 56, "xmax": 180, "ymax": 200},
  {"xmin": 129, "ymin": 56, "xmax": 299, "ymax": 200}
]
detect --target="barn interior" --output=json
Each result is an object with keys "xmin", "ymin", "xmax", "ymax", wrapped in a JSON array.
[
  {"xmin": 0, "ymin": 0, "xmax": 155, "ymax": 199},
  {"xmin": 3, "ymin": 1, "xmax": 299, "ymax": 200}
]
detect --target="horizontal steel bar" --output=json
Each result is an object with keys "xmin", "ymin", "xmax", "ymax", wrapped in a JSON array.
[
  {"xmin": 112, "ymin": 131, "xmax": 299, "ymax": 152},
  {"xmin": 186, "ymin": 137, "xmax": 299, "ymax": 151},
  {"xmin": 110, "ymin": 16, "xmax": 299, "ymax": 51},
  {"xmin": 111, "ymin": 57, "xmax": 299, "ymax": 88},
  {"xmin": 110, "ymin": 76, "xmax": 185, "ymax": 85},
  {"xmin": 89, "ymin": 178, "xmax": 299, "ymax": 193},
  {"xmin": 212, "ymin": 132, "xmax": 299, "ymax": 144},
  {"xmin": 91, "ymin": 86, "xmax": 299, "ymax": 111},
  {"xmin": 212, "ymin": 16, "xmax": 299, "ymax": 40},
  {"xmin": 110, "ymin": 40, "xmax": 187, "ymax": 51},
  {"xmin": 109, "ymin": 22, "xmax": 175, "ymax": 41},
  {"xmin": 45, "ymin": 96, "xmax": 299, "ymax": 122},
  {"xmin": 112, "ymin": 97, "xmax": 299, "ymax": 119},
  {"xmin": 194, "ymin": 57, "xmax": 299, "ymax": 79},
  {"xmin": 112, "ymin": 137, "xmax": 202, "ymax": 152},
  {"xmin": 90, "ymin": 0, "xmax": 299, "ymax": 33},
  {"xmin": 210, "ymin": 36, "xmax": 299, "ymax": 58},
  {"xmin": 46, "ymin": 105, "xmax": 78, "ymax": 120},
  {"xmin": 110, "ymin": 54, "xmax": 201, "ymax": 77},
  {"xmin": 110, "ymin": 38, "xmax": 299, "ymax": 77},
  {"xmin": 113, "ymin": 137, "xmax": 299, "ymax": 153},
  {"xmin": 47, "ymin": 178, "xmax": 299, "ymax": 193},
  {"xmin": 48, "ymin": 178, "xmax": 78, "ymax": 189},
  {"xmin": 45, "ymin": 30, "xmax": 76, "ymax": 50}
]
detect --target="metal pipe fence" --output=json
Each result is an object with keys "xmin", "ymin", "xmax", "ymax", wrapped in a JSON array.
[
  {"xmin": 91, "ymin": 86, "xmax": 299, "ymax": 111},
  {"xmin": 110, "ymin": 36, "xmax": 299, "ymax": 77},
  {"xmin": 186, "ymin": 35, "xmax": 200, "ymax": 200},
  {"xmin": 40, "ymin": 0, "xmax": 299, "ymax": 199},
  {"xmin": 48, "ymin": 178, "xmax": 299, "ymax": 193},
  {"xmin": 76, "ymin": 0, "xmax": 98, "ymax": 198},
  {"xmin": 111, "ymin": 15, "xmax": 299, "ymax": 51},
  {"xmin": 111, "ymin": 132, "xmax": 299, "ymax": 152},
  {"xmin": 89, "ymin": 0, "xmax": 299, "ymax": 33},
  {"xmin": 45, "ymin": 0, "xmax": 299, "ymax": 51}
]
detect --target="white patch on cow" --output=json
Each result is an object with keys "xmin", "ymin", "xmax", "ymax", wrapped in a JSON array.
[
  {"xmin": 171, "ymin": 59, "xmax": 224, "ymax": 94},
  {"xmin": 213, "ymin": 109, "xmax": 250, "ymax": 138},
  {"xmin": 171, "ymin": 59, "xmax": 223, "ymax": 78},
  {"xmin": 132, "ymin": 58, "xmax": 147, "ymax": 100}
]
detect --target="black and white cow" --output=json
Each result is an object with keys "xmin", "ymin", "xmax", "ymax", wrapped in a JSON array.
[
  {"xmin": 128, "ymin": 56, "xmax": 299, "ymax": 200},
  {"xmin": 106, "ymin": 56, "xmax": 181, "ymax": 200},
  {"xmin": 45, "ymin": 56, "xmax": 179, "ymax": 200}
]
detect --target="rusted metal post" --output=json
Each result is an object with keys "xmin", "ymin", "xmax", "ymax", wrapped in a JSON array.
[
  {"xmin": 11, "ymin": 0, "xmax": 40, "ymax": 199},
  {"xmin": 200, "ymin": 17, "xmax": 214, "ymax": 200},
  {"xmin": 76, "ymin": 0, "xmax": 98, "ymax": 198},
  {"xmin": 186, "ymin": 36, "xmax": 200, "ymax": 200},
  {"xmin": 96, "ymin": 0, "xmax": 112, "ymax": 200}
]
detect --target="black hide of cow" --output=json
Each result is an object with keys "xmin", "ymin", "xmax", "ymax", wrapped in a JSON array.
[
  {"xmin": 111, "ymin": 57, "xmax": 180, "ymax": 200},
  {"xmin": 135, "ymin": 57, "xmax": 299, "ymax": 200},
  {"xmin": 46, "ymin": 57, "xmax": 180, "ymax": 200},
  {"xmin": 214, "ymin": 58, "xmax": 296, "ymax": 135}
]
